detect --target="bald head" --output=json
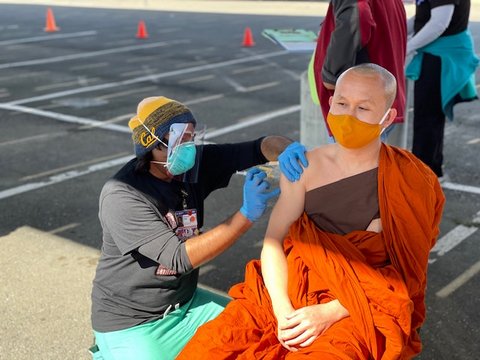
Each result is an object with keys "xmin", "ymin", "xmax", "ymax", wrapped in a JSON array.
[{"xmin": 337, "ymin": 63, "xmax": 397, "ymax": 110}]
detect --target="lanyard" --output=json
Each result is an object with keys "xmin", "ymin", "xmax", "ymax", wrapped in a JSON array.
[{"xmin": 180, "ymin": 188, "xmax": 188, "ymax": 210}]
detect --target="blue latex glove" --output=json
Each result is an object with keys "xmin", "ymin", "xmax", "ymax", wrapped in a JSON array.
[
  {"xmin": 240, "ymin": 168, "xmax": 280, "ymax": 222},
  {"xmin": 278, "ymin": 141, "xmax": 308, "ymax": 182}
]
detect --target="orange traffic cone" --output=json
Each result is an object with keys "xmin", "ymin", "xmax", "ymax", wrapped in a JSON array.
[
  {"xmin": 242, "ymin": 27, "xmax": 255, "ymax": 47},
  {"xmin": 136, "ymin": 21, "xmax": 149, "ymax": 39},
  {"xmin": 44, "ymin": 8, "xmax": 59, "ymax": 32}
]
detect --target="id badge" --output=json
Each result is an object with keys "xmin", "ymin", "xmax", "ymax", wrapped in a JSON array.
[{"xmin": 174, "ymin": 208, "xmax": 199, "ymax": 241}]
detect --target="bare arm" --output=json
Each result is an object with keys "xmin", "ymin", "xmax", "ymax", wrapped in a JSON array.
[
  {"xmin": 262, "ymin": 148, "xmax": 351, "ymax": 350},
  {"xmin": 261, "ymin": 173, "xmax": 306, "ymax": 317},
  {"xmin": 185, "ymin": 211, "xmax": 252, "ymax": 269}
]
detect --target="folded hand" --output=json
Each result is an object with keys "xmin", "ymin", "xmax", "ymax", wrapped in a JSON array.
[{"xmin": 278, "ymin": 301, "xmax": 348, "ymax": 350}]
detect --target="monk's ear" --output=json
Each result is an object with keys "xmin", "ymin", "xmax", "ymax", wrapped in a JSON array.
[
  {"xmin": 328, "ymin": 96, "xmax": 333, "ymax": 107},
  {"xmin": 386, "ymin": 108, "xmax": 397, "ymax": 126}
]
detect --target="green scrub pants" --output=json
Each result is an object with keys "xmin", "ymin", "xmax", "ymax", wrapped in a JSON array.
[{"xmin": 93, "ymin": 288, "xmax": 229, "ymax": 360}]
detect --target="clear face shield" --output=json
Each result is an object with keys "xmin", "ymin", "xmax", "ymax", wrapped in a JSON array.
[
  {"xmin": 180, "ymin": 124, "xmax": 206, "ymax": 184},
  {"xmin": 161, "ymin": 123, "xmax": 207, "ymax": 183},
  {"xmin": 167, "ymin": 123, "xmax": 203, "ymax": 183}
]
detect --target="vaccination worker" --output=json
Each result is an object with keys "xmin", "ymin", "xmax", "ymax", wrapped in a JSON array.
[{"xmin": 90, "ymin": 96, "xmax": 294, "ymax": 360}]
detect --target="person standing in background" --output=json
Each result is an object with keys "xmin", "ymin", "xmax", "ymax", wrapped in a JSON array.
[
  {"xmin": 406, "ymin": 0, "xmax": 479, "ymax": 178},
  {"xmin": 309, "ymin": 0, "xmax": 407, "ymax": 139}
]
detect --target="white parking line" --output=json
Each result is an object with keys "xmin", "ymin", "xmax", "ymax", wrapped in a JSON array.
[
  {"xmin": 473, "ymin": 210, "xmax": 480, "ymax": 224},
  {"xmin": 21, "ymin": 152, "xmax": 130, "ymax": 181},
  {"xmin": 442, "ymin": 181, "xmax": 480, "ymax": 196},
  {"xmin": 70, "ymin": 62, "xmax": 109, "ymax": 71},
  {"xmin": 97, "ymin": 86, "xmax": 158, "ymax": 100},
  {"xmin": 0, "ymin": 70, "xmax": 49, "ymax": 82},
  {"xmin": 221, "ymin": 68, "xmax": 291, "ymax": 92},
  {"xmin": 0, "ymin": 31, "xmax": 97, "ymax": 46},
  {"xmin": 178, "ymin": 75, "xmax": 215, "ymax": 84},
  {"xmin": 429, "ymin": 210, "xmax": 479, "ymax": 264},
  {"xmin": 430, "ymin": 225, "xmax": 478, "ymax": 257},
  {"xmin": 0, "ymin": 103, "xmax": 131, "ymax": 133},
  {"xmin": 232, "ymin": 65, "xmax": 268, "ymax": 74},
  {"xmin": 184, "ymin": 94, "xmax": 224, "ymax": 105},
  {"xmin": 243, "ymin": 48, "xmax": 303, "ymax": 81},
  {"xmin": 0, "ymin": 155, "xmax": 133, "ymax": 200},
  {"xmin": 48, "ymin": 222, "xmax": 80, "ymax": 235},
  {"xmin": 222, "ymin": 75, "xmax": 247, "ymax": 92},
  {"xmin": 204, "ymin": 105, "xmax": 300, "ymax": 139},
  {"xmin": 0, "ymin": 130, "xmax": 68, "ymax": 147},
  {"xmin": 243, "ymin": 81, "xmax": 279, "ymax": 92},
  {"xmin": 78, "ymin": 117, "xmax": 133, "ymax": 131},
  {"xmin": 34, "ymin": 78, "xmax": 100, "ymax": 92},
  {"xmin": 103, "ymin": 113, "xmax": 135, "ymax": 123},
  {"xmin": 0, "ymin": 40, "xmax": 189, "ymax": 70},
  {"xmin": 436, "ymin": 259, "xmax": 480, "ymax": 298},
  {"xmin": 120, "ymin": 68, "xmax": 156, "ymax": 77},
  {"xmin": 4, "ymin": 50, "xmax": 289, "ymax": 105},
  {"xmin": 174, "ymin": 60, "xmax": 208, "ymax": 69}
]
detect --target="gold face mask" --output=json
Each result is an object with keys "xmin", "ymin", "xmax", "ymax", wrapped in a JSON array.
[{"xmin": 326, "ymin": 110, "xmax": 389, "ymax": 149}]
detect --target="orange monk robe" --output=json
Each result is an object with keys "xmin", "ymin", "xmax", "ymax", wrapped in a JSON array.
[{"xmin": 178, "ymin": 145, "xmax": 445, "ymax": 360}]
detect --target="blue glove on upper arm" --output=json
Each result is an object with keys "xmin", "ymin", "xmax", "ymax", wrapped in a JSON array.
[
  {"xmin": 278, "ymin": 141, "xmax": 308, "ymax": 182},
  {"xmin": 240, "ymin": 168, "xmax": 280, "ymax": 222}
]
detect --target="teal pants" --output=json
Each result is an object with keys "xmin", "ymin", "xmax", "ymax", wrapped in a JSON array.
[{"xmin": 93, "ymin": 288, "xmax": 229, "ymax": 360}]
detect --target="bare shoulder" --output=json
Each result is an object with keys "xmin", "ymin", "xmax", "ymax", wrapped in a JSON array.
[
  {"xmin": 304, "ymin": 144, "xmax": 338, "ymax": 190},
  {"xmin": 305, "ymin": 144, "xmax": 336, "ymax": 171},
  {"xmin": 307, "ymin": 143, "xmax": 334, "ymax": 156}
]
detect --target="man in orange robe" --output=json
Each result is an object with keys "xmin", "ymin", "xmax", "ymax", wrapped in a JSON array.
[{"xmin": 178, "ymin": 64, "xmax": 445, "ymax": 359}]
